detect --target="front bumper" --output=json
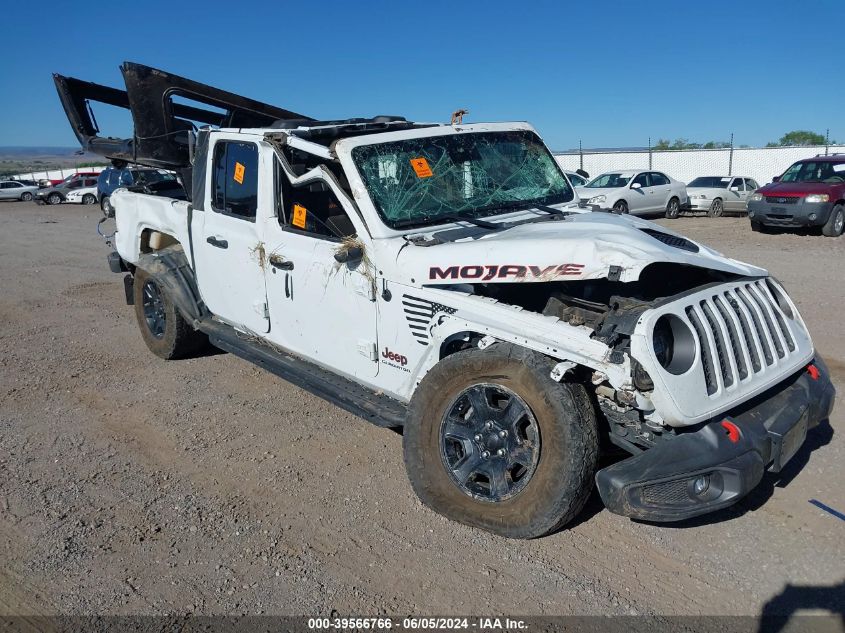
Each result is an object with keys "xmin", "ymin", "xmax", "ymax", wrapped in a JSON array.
[
  {"xmin": 596, "ymin": 357, "xmax": 835, "ymax": 522},
  {"xmin": 685, "ymin": 198, "xmax": 712, "ymax": 211},
  {"xmin": 748, "ymin": 199, "xmax": 833, "ymax": 227}
]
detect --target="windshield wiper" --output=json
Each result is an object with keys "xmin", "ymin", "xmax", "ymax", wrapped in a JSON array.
[{"xmin": 534, "ymin": 204, "xmax": 569, "ymax": 217}]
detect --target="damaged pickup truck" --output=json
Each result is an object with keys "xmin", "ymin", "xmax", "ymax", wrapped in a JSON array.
[{"xmin": 55, "ymin": 63, "xmax": 834, "ymax": 538}]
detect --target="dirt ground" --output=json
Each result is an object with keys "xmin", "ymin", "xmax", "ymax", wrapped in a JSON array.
[{"xmin": 0, "ymin": 201, "xmax": 843, "ymax": 619}]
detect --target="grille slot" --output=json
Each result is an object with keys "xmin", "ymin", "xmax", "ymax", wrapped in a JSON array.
[
  {"xmin": 641, "ymin": 479, "xmax": 690, "ymax": 506},
  {"xmin": 679, "ymin": 280, "xmax": 799, "ymax": 396},
  {"xmin": 765, "ymin": 196, "xmax": 799, "ymax": 204}
]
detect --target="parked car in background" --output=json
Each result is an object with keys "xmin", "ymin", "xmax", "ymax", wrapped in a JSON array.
[
  {"xmin": 0, "ymin": 180, "xmax": 40, "ymax": 201},
  {"xmin": 686, "ymin": 176, "xmax": 759, "ymax": 217},
  {"xmin": 10, "ymin": 178, "xmax": 40, "ymax": 188},
  {"xmin": 576, "ymin": 170, "xmax": 688, "ymax": 218},
  {"xmin": 65, "ymin": 184, "xmax": 98, "ymax": 205},
  {"xmin": 97, "ymin": 166, "xmax": 181, "ymax": 217},
  {"xmin": 563, "ymin": 170, "xmax": 590, "ymax": 187},
  {"xmin": 45, "ymin": 171, "xmax": 101, "ymax": 187},
  {"xmin": 747, "ymin": 155, "xmax": 845, "ymax": 236},
  {"xmin": 37, "ymin": 175, "xmax": 100, "ymax": 205}
]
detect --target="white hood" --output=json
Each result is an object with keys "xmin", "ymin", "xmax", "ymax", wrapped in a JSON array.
[{"xmin": 388, "ymin": 212, "xmax": 765, "ymax": 285}]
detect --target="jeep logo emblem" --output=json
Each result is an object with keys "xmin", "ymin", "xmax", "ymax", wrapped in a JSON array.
[{"xmin": 381, "ymin": 347, "xmax": 407, "ymax": 366}]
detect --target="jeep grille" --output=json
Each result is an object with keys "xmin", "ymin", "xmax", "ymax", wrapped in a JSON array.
[{"xmin": 683, "ymin": 280, "xmax": 796, "ymax": 396}]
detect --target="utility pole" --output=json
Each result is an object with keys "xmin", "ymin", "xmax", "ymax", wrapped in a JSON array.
[
  {"xmin": 825, "ymin": 128, "xmax": 830, "ymax": 155},
  {"xmin": 648, "ymin": 136, "xmax": 652, "ymax": 169},
  {"xmin": 579, "ymin": 139, "xmax": 583, "ymax": 171},
  {"xmin": 728, "ymin": 132, "xmax": 734, "ymax": 176}
]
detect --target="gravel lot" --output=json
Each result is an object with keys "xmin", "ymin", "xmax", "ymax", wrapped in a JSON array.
[{"xmin": 1, "ymin": 201, "xmax": 843, "ymax": 618}]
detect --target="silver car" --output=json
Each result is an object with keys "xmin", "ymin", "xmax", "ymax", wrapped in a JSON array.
[
  {"xmin": 686, "ymin": 176, "xmax": 760, "ymax": 217},
  {"xmin": 0, "ymin": 180, "xmax": 39, "ymax": 202}
]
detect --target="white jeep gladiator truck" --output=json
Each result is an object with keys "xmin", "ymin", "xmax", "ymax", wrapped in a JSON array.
[{"xmin": 56, "ymin": 64, "xmax": 834, "ymax": 538}]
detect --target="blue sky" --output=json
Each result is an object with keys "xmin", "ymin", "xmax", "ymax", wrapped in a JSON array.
[{"xmin": 1, "ymin": 0, "xmax": 842, "ymax": 151}]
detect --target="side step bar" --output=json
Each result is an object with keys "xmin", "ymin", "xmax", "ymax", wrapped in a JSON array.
[{"xmin": 197, "ymin": 319, "xmax": 407, "ymax": 429}]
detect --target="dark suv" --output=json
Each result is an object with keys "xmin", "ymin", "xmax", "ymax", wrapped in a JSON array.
[
  {"xmin": 747, "ymin": 155, "xmax": 845, "ymax": 236},
  {"xmin": 98, "ymin": 166, "xmax": 183, "ymax": 217}
]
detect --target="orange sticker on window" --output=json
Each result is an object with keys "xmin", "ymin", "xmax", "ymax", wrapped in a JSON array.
[
  {"xmin": 292, "ymin": 204, "xmax": 307, "ymax": 229},
  {"xmin": 410, "ymin": 157, "xmax": 433, "ymax": 178},
  {"xmin": 233, "ymin": 162, "xmax": 245, "ymax": 184}
]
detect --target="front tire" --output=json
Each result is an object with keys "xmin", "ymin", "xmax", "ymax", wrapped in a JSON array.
[
  {"xmin": 20, "ymin": 192, "xmax": 33, "ymax": 202},
  {"xmin": 613, "ymin": 200, "xmax": 628, "ymax": 214},
  {"xmin": 822, "ymin": 203, "xmax": 845, "ymax": 237},
  {"xmin": 403, "ymin": 345, "xmax": 598, "ymax": 539},
  {"xmin": 133, "ymin": 268, "xmax": 208, "ymax": 360},
  {"xmin": 47, "ymin": 192, "xmax": 62, "ymax": 205},
  {"xmin": 664, "ymin": 197, "xmax": 681, "ymax": 219},
  {"xmin": 708, "ymin": 198, "xmax": 724, "ymax": 218}
]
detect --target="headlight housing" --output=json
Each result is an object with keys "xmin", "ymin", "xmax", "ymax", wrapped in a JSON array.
[
  {"xmin": 805, "ymin": 194, "xmax": 829, "ymax": 203},
  {"xmin": 749, "ymin": 193, "xmax": 764, "ymax": 202},
  {"xmin": 588, "ymin": 195, "xmax": 606, "ymax": 204},
  {"xmin": 690, "ymin": 194, "xmax": 707, "ymax": 200},
  {"xmin": 652, "ymin": 315, "xmax": 696, "ymax": 375}
]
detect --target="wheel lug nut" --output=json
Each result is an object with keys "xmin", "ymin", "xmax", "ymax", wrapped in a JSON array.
[
  {"xmin": 499, "ymin": 430, "xmax": 508, "ymax": 438},
  {"xmin": 474, "ymin": 434, "xmax": 482, "ymax": 441},
  {"xmin": 485, "ymin": 421, "xmax": 494, "ymax": 429},
  {"xmin": 497, "ymin": 448, "xmax": 506, "ymax": 456},
  {"xmin": 481, "ymin": 451, "xmax": 490, "ymax": 459}
]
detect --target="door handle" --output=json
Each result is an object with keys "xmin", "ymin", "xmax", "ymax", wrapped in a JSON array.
[{"xmin": 206, "ymin": 236, "xmax": 228, "ymax": 249}]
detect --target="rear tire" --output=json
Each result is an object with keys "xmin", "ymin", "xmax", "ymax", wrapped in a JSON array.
[
  {"xmin": 20, "ymin": 192, "xmax": 33, "ymax": 202},
  {"xmin": 403, "ymin": 344, "xmax": 598, "ymax": 539},
  {"xmin": 613, "ymin": 200, "xmax": 628, "ymax": 214},
  {"xmin": 821, "ymin": 204, "xmax": 845, "ymax": 237},
  {"xmin": 664, "ymin": 197, "xmax": 681, "ymax": 219},
  {"xmin": 708, "ymin": 198, "xmax": 724, "ymax": 218},
  {"xmin": 82, "ymin": 193, "xmax": 96, "ymax": 205},
  {"xmin": 132, "ymin": 268, "xmax": 208, "ymax": 360}
]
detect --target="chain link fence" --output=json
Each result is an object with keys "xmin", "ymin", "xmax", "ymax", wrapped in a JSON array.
[{"xmin": 555, "ymin": 144, "xmax": 845, "ymax": 186}]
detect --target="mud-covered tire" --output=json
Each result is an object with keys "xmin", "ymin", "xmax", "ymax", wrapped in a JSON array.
[
  {"xmin": 821, "ymin": 203, "xmax": 845, "ymax": 237},
  {"xmin": 403, "ymin": 344, "xmax": 598, "ymax": 539},
  {"xmin": 132, "ymin": 268, "xmax": 207, "ymax": 360}
]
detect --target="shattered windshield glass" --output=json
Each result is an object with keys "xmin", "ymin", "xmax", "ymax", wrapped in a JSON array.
[{"xmin": 351, "ymin": 131, "xmax": 573, "ymax": 229}]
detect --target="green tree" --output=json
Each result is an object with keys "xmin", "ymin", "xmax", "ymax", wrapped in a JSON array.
[{"xmin": 768, "ymin": 130, "xmax": 826, "ymax": 147}]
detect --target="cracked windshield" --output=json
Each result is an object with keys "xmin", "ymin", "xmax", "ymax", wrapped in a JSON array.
[{"xmin": 352, "ymin": 130, "xmax": 573, "ymax": 229}]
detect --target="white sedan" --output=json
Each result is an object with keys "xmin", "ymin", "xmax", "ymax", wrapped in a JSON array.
[
  {"xmin": 64, "ymin": 185, "xmax": 99, "ymax": 205},
  {"xmin": 576, "ymin": 170, "xmax": 688, "ymax": 218},
  {"xmin": 686, "ymin": 176, "xmax": 760, "ymax": 217}
]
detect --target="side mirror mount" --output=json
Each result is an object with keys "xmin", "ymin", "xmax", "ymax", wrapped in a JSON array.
[
  {"xmin": 631, "ymin": 182, "xmax": 642, "ymax": 190},
  {"xmin": 334, "ymin": 245, "xmax": 363, "ymax": 264},
  {"xmin": 772, "ymin": 176, "xmax": 781, "ymax": 183}
]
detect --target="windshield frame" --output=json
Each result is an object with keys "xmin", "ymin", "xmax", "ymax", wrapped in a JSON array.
[{"xmin": 342, "ymin": 125, "xmax": 573, "ymax": 232}]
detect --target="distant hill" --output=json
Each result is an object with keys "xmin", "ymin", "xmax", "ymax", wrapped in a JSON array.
[{"xmin": 0, "ymin": 146, "xmax": 106, "ymax": 178}]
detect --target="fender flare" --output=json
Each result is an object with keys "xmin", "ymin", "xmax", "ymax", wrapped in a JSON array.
[{"xmin": 135, "ymin": 245, "xmax": 208, "ymax": 324}]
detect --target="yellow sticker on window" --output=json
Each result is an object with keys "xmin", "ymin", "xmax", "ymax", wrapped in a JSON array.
[
  {"xmin": 410, "ymin": 157, "xmax": 433, "ymax": 178},
  {"xmin": 292, "ymin": 204, "xmax": 307, "ymax": 229},
  {"xmin": 233, "ymin": 162, "xmax": 245, "ymax": 184}
]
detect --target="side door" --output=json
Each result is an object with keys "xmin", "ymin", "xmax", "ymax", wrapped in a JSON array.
[
  {"xmin": 263, "ymin": 166, "xmax": 379, "ymax": 380},
  {"xmin": 628, "ymin": 172, "xmax": 653, "ymax": 214},
  {"xmin": 725, "ymin": 177, "xmax": 746, "ymax": 211},
  {"xmin": 0, "ymin": 183, "xmax": 13, "ymax": 200},
  {"xmin": 650, "ymin": 172, "xmax": 673, "ymax": 208},
  {"xmin": 192, "ymin": 138, "xmax": 270, "ymax": 333}
]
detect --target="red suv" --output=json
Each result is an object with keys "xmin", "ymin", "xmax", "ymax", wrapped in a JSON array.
[{"xmin": 747, "ymin": 155, "xmax": 845, "ymax": 236}]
